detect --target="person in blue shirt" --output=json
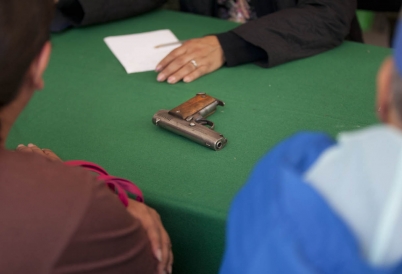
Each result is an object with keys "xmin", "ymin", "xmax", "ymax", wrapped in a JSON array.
[{"xmin": 219, "ymin": 14, "xmax": 402, "ymax": 274}]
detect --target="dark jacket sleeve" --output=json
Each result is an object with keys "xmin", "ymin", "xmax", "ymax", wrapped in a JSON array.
[
  {"xmin": 217, "ymin": 0, "xmax": 357, "ymax": 68},
  {"xmin": 56, "ymin": 0, "xmax": 167, "ymax": 27},
  {"xmin": 216, "ymin": 31, "xmax": 268, "ymax": 67}
]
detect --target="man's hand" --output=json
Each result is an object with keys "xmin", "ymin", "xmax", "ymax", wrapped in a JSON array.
[
  {"xmin": 16, "ymin": 144, "xmax": 62, "ymax": 162},
  {"xmin": 127, "ymin": 199, "xmax": 173, "ymax": 274},
  {"xmin": 156, "ymin": 36, "xmax": 225, "ymax": 84}
]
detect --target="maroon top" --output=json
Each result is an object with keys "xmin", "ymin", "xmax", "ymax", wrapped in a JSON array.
[{"xmin": 0, "ymin": 150, "xmax": 157, "ymax": 274}]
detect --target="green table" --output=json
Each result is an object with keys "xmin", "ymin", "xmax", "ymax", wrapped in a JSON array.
[{"xmin": 7, "ymin": 10, "xmax": 391, "ymax": 274}]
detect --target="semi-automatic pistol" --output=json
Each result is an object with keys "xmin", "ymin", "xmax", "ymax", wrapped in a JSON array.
[{"xmin": 152, "ymin": 93, "xmax": 227, "ymax": 150}]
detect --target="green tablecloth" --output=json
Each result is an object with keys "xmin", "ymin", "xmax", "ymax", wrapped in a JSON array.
[{"xmin": 7, "ymin": 10, "xmax": 391, "ymax": 274}]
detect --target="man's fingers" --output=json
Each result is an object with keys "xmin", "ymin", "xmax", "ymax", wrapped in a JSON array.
[
  {"xmin": 168, "ymin": 249, "xmax": 174, "ymax": 274},
  {"xmin": 144, "ymin": 207, "xmax": 171, "ymax": 274},
  {"xmin": 165, "ymin": 61, "xmax": 199, "ymax": 84},
  {"xmin": 156, "ymin": 40, "xmax": 204, "ymax": 81},
  {"xmin": 156, "ymin": 52, "xmax": 189, "ymax": 82},
  {"xmin": 126, "ymin": 201, "xmax": 162, "ymax": 262},
  {"xmin": 156, "ymin": 36, "xmax": 224, "ymax": 84},
  {"xmin": 17, "ymin": 144, "xmax": 43, "ymax": 156},
  {"xmin": 42, "ymin": 148, "xmax": 62, "ymax": 162},
  {"xmin": 16, "ymin": 144, "xmax": 32, "ymax": 153},
  {"xmin": 42, "ymin": 149, "xmax": 57, "ymax": 158},
  {"xmin": 183, "ymin": 64, "xmax": 209, "ymax": 83},
  {"xmin": 156, "ymin": 45, "xmax": 187, "ymax": 73},
  {"xmin": 161, "ymin": 54, "xmax": 201, "ymax": 84},
  {"xmin": 151, "ymin": 210, "xmax": 171, "ymax": 274},
  {"xmin": 148, "ymin": 225, "xmax": 162, "ymax": 264},
  {"xmin": 16, "ymin": 144, "xmax": 62, "ymax": 162},
  {"xmin": 160, "ymin": 227, "xmax": 172, "ymax": 274},
  {"xmin": 126, "ymin": 200, "xmax": 172, "ymax": 274},
  {"xmin": 140, "ymin": 208, "xmax": 163, "ymax": 264},
  {"xmin": 27, "ymin": 143, "xmax": 45, "ymax": 156}
]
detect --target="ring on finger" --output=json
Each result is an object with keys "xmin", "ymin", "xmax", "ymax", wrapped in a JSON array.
[{"xmin": 190, "ymin": 59, "xmax": 198, "ymax": 68}]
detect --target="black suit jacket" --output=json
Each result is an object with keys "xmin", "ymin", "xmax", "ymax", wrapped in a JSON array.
[
  {"xmin": 181, "ymin": 0, "xmax": 361, "ymax": 68},
  {"xmin": 53, "ymin": 0, "xmax": 167, "ymax": 31},
  {"xmin": 357, "ymin": 0, "xmax": 401, "ymax": 12}
]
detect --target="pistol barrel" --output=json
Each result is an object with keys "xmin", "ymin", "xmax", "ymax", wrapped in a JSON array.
[{"xmin": 152, "ymin": 110, "xmax": 227, "ymax": 151}]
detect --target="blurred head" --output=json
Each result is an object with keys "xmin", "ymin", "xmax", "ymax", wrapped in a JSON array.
[
  {"xmin": 377, "ymin": 15, "xmax": 402, "ymax": 128},
  {"xmin": 0, "ymin": 0, "xmax": 53, "ymax": 143}
]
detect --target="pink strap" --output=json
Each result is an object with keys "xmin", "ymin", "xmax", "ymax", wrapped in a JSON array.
[{"xmin": 65, "ymin": 160, "xmax": 144, "ymax": 206}]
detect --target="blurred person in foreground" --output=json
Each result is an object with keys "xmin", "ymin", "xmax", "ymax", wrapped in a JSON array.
[
  {"xmin": 156, "ymin": 0, "xmax": 362, "ymax": 84},
  {"xmin": 219, "ymin": 13, "xmax": 402, "ymax": 274},
  {"xmin": 0, "ymin": 1, "xmax": 172, "ymax": 273}
]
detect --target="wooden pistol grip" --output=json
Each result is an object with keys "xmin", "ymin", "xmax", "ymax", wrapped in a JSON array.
[{"xmin": 169, "ymin": 93, "xmax": 216, "ymax": 120}]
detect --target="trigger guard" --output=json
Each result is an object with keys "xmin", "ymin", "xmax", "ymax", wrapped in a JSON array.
[{"xmin": 198, "ymin": 119, "xmax": 215, "ymax": 130}]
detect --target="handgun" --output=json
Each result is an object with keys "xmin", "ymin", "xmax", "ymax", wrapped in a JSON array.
[{"xmin": 152, "ymin": 93, "xmax": 227, "ymax": 151}]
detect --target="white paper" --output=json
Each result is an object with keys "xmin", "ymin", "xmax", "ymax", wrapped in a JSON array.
[{"xmin": 104, "ymin": 29, "xmax": 181, "ymax": 74}]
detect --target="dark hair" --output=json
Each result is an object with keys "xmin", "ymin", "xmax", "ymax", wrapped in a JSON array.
[{"xmin": 0, "ymin": 0, "xmax": 54, "ymax": 109}]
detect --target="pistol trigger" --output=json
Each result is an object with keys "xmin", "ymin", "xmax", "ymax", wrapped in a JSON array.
[{"xmin": 198, "ymin": 119, "xmax": 215, "ymax": 130}]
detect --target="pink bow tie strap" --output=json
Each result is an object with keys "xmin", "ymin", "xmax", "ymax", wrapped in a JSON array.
[{"xmin": 65, "ymin": 160, "xmax": 144, "ymax": 206}]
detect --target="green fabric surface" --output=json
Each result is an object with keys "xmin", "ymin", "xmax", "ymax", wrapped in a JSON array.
[{"xmin": 7, "ymin": 9, "xmax": 391, "ymax": 274}]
